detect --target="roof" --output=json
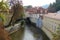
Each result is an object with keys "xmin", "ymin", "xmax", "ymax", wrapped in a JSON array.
[{"xmin": 44, "ymin": 13, "xmax": 60, "ymax": 20}]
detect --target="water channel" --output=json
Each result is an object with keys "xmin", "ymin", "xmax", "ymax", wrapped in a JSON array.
[{"xmin": 10, "ymin": 25, "xmax": 50, "ymax": 40}]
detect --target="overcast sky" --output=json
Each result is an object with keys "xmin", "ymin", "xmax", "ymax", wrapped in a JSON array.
[
  {"xmin": 22, "ymin": 0, "xmax": 56, "ymax": 7},
  {"xmin": 0, "ymin": 0, "xmax": 56, "ymax": 7}
]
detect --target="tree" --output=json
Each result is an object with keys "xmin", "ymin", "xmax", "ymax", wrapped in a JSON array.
[
  {"xmin": 55, "ymin": 0, "xmax": 60, "ymax": 11},
  {"xmin": 48, "ymin": 3, "xmax": 56, "ymax": 13},
  {"xmin": 26, "ymin": 5, "xmax": 32, "ymax": 8},
  {"xmin": 48, "ymin": 0, "xmax": 60, "ymax": 12},
  {"xmin": 9, "ymin": 1, "xmax": 24, "ymax": 26},
  {"xmin": 24, "ymin": 5, "xmax": 32, "ymax": 11}
]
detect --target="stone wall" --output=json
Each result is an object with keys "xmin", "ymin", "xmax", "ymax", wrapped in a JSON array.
[{"xmin": 42, "ymin": 14, "xmax": 60, "ymax": 40}]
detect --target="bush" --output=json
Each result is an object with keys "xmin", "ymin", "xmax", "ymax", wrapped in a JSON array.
[
  {"xmin": 0, "ymin": 13, "xmax": 6, "ymax": 25},
  {"xmin": 52, "ymin": 34, "xmax": 60, "ymax": 40}
]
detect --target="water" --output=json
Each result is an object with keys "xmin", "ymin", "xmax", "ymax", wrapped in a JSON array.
[
  {"xmin": 11, "ymin": 25, "xmax": 50, "ymax": 40},
  {"xmin": 23, "ymin": 27, "xmax": 36, "ymax": 40}
]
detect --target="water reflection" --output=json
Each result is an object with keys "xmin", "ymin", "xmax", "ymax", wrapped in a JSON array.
[
  {"xmin": 23, "ymin": 27, "xmax": 36, "ymax": 40},
  {"xmin": 27, "ymin": 26, "xmax": 43, "ymax": 40},
  {"xmin": 11, "ymin": 26, "xmax": 49, "ymax": 40}
]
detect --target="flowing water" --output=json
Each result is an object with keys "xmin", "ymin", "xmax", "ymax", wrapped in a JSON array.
[{"xmin": 10, "ymin": 25, "xmax": 50, "ymax": 40}]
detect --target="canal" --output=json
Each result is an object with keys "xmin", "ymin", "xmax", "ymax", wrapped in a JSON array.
[{"xmin": 10, "ymin": 24, "xmax": 50, "ymax": 40}]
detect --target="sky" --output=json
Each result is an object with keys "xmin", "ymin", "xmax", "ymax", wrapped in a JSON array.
[
  {"xmin": 22, "ymin": 0, "xmax": 56, "ymax": 7},
  {"xmin": 0, "ymin": 0, "xmax": 56, "ymax": 7}
]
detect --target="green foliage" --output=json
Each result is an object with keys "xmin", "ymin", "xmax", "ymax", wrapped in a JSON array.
[
  {"xmin": 26, "ymin": 5, "xmax": 32, "ymax": 8},
  {"xmin": 0, "ymin": 0, "xmax": 9, "ymax": 11},
  {"xmin": 0, "ymin": 13, "xmax": 6, "ymax": 24},
  {"xmin": 52, "ymin": 34, "xmax": 60, "ymax": 40},
  {"xmin": 20, "ymin": 20, "xmax": 25, "ymax": 26},
  {"xmin": 48, "ymin": 0, "xmax": 60, "ymax": 12},
  {"xmin": 55, "ymin": 2, "xmax": 60, "ymax": 11},
  {"xmin": 0, "ymin": 0, "xmax": 9, "ymax": 25},
  {"xmin": 48, "ymin": 3, "xmax": 56, "ymax": 12}
]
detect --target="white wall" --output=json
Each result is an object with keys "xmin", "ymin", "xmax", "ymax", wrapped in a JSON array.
[{"xmin": 25, "ymin": 12, "xmax": 40, "ymax": 18}]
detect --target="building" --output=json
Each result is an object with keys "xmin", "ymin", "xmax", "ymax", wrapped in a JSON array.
[
  {"xmin": 26, "ymin": 7, "xmax": 48, "ymax": 14},
  {"xmin": 37, "ymin": 7, "xmax": 48, "ymax": 14},
  {"xmin": 25, "ymin": 7, "xmax": 48, "ymax": 19}
]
